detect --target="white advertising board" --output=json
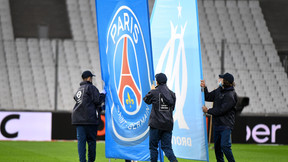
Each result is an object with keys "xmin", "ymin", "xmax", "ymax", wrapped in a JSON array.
[{"xmin": 0, "ymin": 112, "xmax": 52, "ymax": 141}]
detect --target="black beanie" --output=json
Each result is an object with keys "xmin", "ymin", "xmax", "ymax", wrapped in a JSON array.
[{"xmin": 155, "ymin": 73, "xmax": 167, "ymax": 85}]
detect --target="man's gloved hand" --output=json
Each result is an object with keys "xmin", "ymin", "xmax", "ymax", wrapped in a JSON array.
[{"xmin": 101, "ymin": 89, "xmax": 106, "ymax": 94}]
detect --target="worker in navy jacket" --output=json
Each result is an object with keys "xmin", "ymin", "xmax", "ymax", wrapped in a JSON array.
[
  {"xmin": 143, "ymin": 73, "xmax": 178, "ymax": 162},
  {"xmin": 201, "ymin": 72, "xmax": 237, "ymax": 162},
  {"xmin": 72, "ymin": 70, "xmax": 105, "ymax": 162}
]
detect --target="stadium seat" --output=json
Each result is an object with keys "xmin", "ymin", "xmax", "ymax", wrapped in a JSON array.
[
  {"xmin": 3, "ymin": 41, "xmax": 26, "ymax": 109},
  {"xmin": 0, "ymin": 40, "xmax": 14, "ymax": 109},
  {"xmin": 0, "ymin": 0, "xmax": 14, "ymax": 40},
  {"xmin": 27, "ymin": 39, "xmax": 52, "ymax": 110},
  {"xmin": 15, "ymin": 39, "xmax": 39, "ymax": 110}
]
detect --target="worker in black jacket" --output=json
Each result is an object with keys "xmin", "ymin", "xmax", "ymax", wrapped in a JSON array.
[
  {"xmin": 201, "ymin": 72, "xmax": 237, "ymax": 162},
  {"xmin": 143, "ymin": 73, "xmax": 178, "ymax": 162},
  {"xmin": 72, "ymin": 70, "xmax": 105, "ymax": 162}
]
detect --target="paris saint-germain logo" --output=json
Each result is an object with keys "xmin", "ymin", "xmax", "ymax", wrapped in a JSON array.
[{"xmin": 106, "ymin": 6, "xmax": 152, "ymax": 145}]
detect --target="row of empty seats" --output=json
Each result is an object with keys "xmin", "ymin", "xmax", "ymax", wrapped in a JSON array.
[
  {"xmin": 199, "ymin": 0, "xmax": 288, "ymax": 113},
  {"xmin": 0, "ymin": 0, "xmax": 287, "ymax": 114},
  {"xmin": 0, "ymin": 38, "xmax": 102, "ymax": 111}
]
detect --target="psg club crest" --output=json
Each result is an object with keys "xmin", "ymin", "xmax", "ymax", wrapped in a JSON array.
[{"xmin": 105, "ymin": 6, "xmax": 152, "ymax": 145}]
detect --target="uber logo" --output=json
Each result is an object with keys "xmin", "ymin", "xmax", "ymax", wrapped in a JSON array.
[
  {"xmin": 0, "ymin": 114, "xmax": 20, "ymax": 138},
  {"xmin": 246, "ymin": 124, "xmax": 281, "ymax": 143}
]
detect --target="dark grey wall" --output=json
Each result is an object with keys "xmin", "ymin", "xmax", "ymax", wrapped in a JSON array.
[{"xmin": 10, "ymin": 0, "xmax": 72, "ymax": 39}]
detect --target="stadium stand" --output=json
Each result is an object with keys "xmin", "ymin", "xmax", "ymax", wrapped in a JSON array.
[
  {"xmin": 0, "ymin": 0, "xmax": 287, "ymax": 114},
  {"xmin": 199, "ymin": 0, "xmax": 288, "ymax": 114}
]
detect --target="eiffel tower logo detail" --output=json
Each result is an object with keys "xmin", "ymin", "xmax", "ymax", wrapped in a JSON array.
[{"xmin": 118, "ymin": 37, "xmax": 141, "ymax": 108}]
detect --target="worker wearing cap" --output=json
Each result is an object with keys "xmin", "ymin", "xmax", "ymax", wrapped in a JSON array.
[
  {"xmin": 143, "ymin": 73, "xmax": 178, "ymax": 162},
  {"xmin": 72, "ymin": 70, "xmax": 106, "ymax": 162},
  {"xmin": 201, "ymin": 73, "xmax": 237, "ymax": 162}
]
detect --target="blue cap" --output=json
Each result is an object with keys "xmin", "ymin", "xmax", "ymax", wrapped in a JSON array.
[
  {"xmin": 81, "ymin": 70, "xmax": 95, "ymax": 79},
  {"xmin": 219, "ymin": 73, "xmax": 234, "ymax": 84}
]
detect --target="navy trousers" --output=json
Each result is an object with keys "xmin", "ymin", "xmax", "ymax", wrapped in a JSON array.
[
  {"xmin": 149, "ymin": 127, "xmax": 177, "ymax": 162},
  {"xmin": 214, "ymin": 126, "xmax": 235, "ymax": 162},
  {"xmin": 76, "ymin": 125, "xmax": 98, "ymax": 162}
]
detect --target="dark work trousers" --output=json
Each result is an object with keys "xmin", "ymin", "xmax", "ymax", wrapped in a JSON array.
[
  {"xmin": 77, "ymin": 125, "xmax": 98, "ymax": 162},
  {"xmin": 213, "ymin": 126, "xmax": 235, "ymax": 162},
  {"xmin": 149, "ymin": 127, "xmax": 177, "ymax": 162}
]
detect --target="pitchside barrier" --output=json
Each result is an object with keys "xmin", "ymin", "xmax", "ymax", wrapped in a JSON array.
[
  {"xmin": 0, "ymin": 111, "xmax": 287, "ymax": 144},
  {"xmin": 0, "ymin": 111, "xmax": 104, "ymax": 141},
  {"xmin": 205, "ymin": 115, "xmax": 288, "ymax": 145}
]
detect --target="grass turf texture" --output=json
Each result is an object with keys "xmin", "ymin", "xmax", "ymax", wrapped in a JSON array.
[{"xmin": 0, "ymin": 141, "xmax": 287, "ymax": 162}]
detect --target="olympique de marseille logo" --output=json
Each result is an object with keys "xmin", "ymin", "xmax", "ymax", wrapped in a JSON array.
[
  {"xmin": 106, "ymin": 6, "xmax": 152, "ymax": 145},
  {"xmin": 155, "ymin": 2, "xmax": 189, "ymax": 130}
]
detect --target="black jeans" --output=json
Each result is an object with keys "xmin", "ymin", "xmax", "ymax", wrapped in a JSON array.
[
  {"xmin": 76, "ymin": 125, "xmax": 98, "ymax": 162},
  {"xmin": 149, "ymin": 127, "xmax": 177, "ymax": 162},
  {"xmin": 214, "ymin": 126, "xmax": 235, "ymax": 162}
]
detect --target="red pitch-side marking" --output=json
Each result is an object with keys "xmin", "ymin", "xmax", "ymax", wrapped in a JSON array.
[{"xmin": 118, "ymin": 37, "xmax": 141, "ymax": 106}]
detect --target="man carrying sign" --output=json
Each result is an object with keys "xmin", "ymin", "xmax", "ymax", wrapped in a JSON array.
[{"xmin": 143, "ymin": 73, "xmax": 178, "ymax": 162}]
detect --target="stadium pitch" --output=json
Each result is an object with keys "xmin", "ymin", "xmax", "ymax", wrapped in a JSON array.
[{"xmin": 0, "ymin": 141, "xmax": 287, "ymax": 162}]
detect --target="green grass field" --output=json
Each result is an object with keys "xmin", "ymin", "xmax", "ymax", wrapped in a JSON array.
[{"xmin": 0, "ymin": 141, "xmax": 287, "ymax": 162}]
